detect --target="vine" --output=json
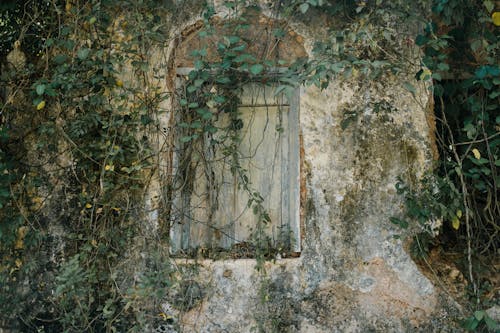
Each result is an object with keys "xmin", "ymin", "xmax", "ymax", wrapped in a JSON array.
[{"xmin": 0, "ymin": 0, "xmax": 498, "ymax": 332}]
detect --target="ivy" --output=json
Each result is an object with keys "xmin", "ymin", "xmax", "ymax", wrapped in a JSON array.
[{"xmin": 0, "ymin": 0, "xmax": 498, "ymax": 331}]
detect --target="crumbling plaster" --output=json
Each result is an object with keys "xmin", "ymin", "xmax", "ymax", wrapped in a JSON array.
[
  {"xmin": 159, "ymin": 80, "xmax": 441, "ymax": 332},
  {"xmin": 142, "ymin": 3, "xmax": 457, "ymax": 333}
]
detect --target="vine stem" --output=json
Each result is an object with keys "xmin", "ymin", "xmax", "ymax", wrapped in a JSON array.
[{"xmin": 439, "ymin": 96, "xmax": 478, "ymax": 302}]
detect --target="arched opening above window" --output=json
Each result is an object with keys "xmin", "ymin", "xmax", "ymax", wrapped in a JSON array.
[{"xmin": 173, "ymin": 13, "xmax": 307, "ymax": 69}]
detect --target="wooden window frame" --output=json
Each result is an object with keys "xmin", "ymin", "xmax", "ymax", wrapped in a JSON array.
[{"xmin": 170, "ymin": 68, "xmax": 301, "ymax": 256}]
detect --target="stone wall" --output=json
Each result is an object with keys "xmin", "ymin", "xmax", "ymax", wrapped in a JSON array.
[
  {"xmin": 0, "ymin": 2, "xmax": 463, "ymax": 332},
  {"xmin": 139, "ymin": 3, "xmax": 460, "ymax": 332}
]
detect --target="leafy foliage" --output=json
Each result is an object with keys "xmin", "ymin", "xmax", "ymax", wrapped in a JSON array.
[
  {"xmin": 0, "ymin": 0, "xmax": 498, "ymax": 331},
  {"xmin": 0, "ymin": 0, "xmax": 177, "ymax": 331},
  {"xmin": 391, "ymin": 0, "xmax": 499, "ymax": 328}
]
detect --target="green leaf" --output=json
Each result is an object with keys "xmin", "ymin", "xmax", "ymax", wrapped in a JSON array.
[
  {"xmin": 390, "ymin": 217, "xmax": 409, "ymax": 229},
  {"xmin": 403, "ymin": 82, "xmax": 416, "ymax": 97},
  {"xmin": 489, "ymin": 90, "xmax": 500, "ymax": 99},
  {"xmin": 474, "ymin": 310, "xmax": 485, "ymax": 321},
  {"xmin": 462, "ymin": 317, "xmax": 479, "ymax": 331},
  {"xmin": 190, "ymin": 120, "xmax": 202, "ymax": 129},
  {"xmin": 180, "ymin": 136, "xmax": 192, "ymax": 143},
  {"xmin": 224, "ymin": 35, "xmax": 240, "ymax": 46},
  {"xmin": 299, "ymin": 3, "xmax": 309, "ymax": 13},
  {"xmin": 140, "ymin": 114, "xmax": 152, "ymax": 125},
  {"xmin": 32, "ymin": 97, "xmax": 43, "ymax": 106},
  {"xmin": 231, "ymin": 44, "xmax": 246, "ymax": 52},
  {"xmin": 484, "ymin": 0, "xmax": 494, "ymax": 12},
  {"xmin": 470, "ymin": 39, "xmax": 482, "ymax": 52},
  {"xmin": 36, "ymin": 84, "xmax": 46, "ymax": 96},
  {"xmin": 437, "ymin": 63, "xmax": 450, "ymax": 71},
  {"xmin": 233, "ymin": 54, "xmax": 254, "ymax": 63},
  {"xmin": 206, "ymin": 125, "xmax": 218, "ymax": 134},
  {"xmin": 432, "ymin": 72, "xmax": 442, "ymax": 81},
  {"xmin": 250, "ymin": 64, "xmax": 264, "ymax": 75},
  {"xmin": 274, "ymin": 85, "xmax": 288, "ymax": 96},
  {"xmin": 483, "ymin": 315, "xmax": 498, "ymax": 330},
  {"xmin": 228, "ymin": 36, "xmax": 240, "ymax": 44},
  {"xmin": 470, "ymin": 157, "xmax": 489, "ymax": 165},
  {"xmin": 45, "ymin": 38, "xmax": 54, "ymax": 47},
  {"xmin": 214, "ymin": 95, "xmax": 226, "ymax": 103},
  {"xmin": 45, "ymin": 87, "xmax": 57, "ymax": 97},
  {"xmin": 273, "ymin": 28, "xmax": 285, "ymax": 38},
  {"xmin": 194, "ymin": 78, "xmax": 204, "ymax": 87},
  {"xmin": 201, "ymin": 111, "xmax": 212, "ymax": 120},
  {"xmin": 77, "ymin": 48, "xmax": 90, "ymax": 60},
  {"xmin": 194, "ymin": 59, "xmax": 204, "ymax": 70},
  {"xmin": 415, "ymin": 34, "xmax": 428, "ymax": 46},
  {"xmin": 53, "ymin": 54, "xmax": 68, "ymax": 64},
  {"xmin": 216, "ymin": 77, "xmax": 231, "ymax": 84}
]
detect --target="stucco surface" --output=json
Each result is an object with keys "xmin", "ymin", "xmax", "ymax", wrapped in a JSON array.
[
  {"xmin": 136, "ymin": 3, "xmax": 466, "ymax": 332},
  {"xmin": 151, "ymin": 73, "xmax": 450, "ymax": 332},
  {"xmin": 0, "ymin": 2, "xmax": 467, "ymax": 333}
]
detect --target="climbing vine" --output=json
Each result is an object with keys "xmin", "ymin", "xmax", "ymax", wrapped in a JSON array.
[
  {"xmin": 0, "ymin": 0, "xmax": 498, "ymax": 332},
  {"xmin": 387, "ymin": 0, "xmax": 499, "ymax": 330},
  {"xmin": 0, "ymin": 0, "xmax": 181, "ymax": 331}
]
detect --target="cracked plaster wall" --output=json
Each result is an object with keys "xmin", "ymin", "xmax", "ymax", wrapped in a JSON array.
[
  {"xmin": 141, "ymin": 3, "xmax": 458, "ymax": 333},
  {"xmin": 0, "ymin": 2, "xmax": 464, "ymax": 333},
  {"xmin": 157, "ymin": 79, "xmax": 444, "ymax": 333}
]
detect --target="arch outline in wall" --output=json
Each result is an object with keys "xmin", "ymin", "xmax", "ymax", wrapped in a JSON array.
[{"xmin": 166, "ymin": 11, "xmax": 307, "ymax": 258}]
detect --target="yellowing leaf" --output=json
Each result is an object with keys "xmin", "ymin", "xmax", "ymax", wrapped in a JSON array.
[
  {"xmin": 452, "ymin": 216, "xmax": 460, "ymax": 230},
  {"xmin": 31, "ymin": 196, "xmax": 43, "ymax": 204},
  {"xmin": 419, "ymin": 68, "xmax": 432, "ymax": 80},
  {"xmin": 116, "ymin": 79, "xmax": 123, "ymax": 87},
  {"xmin": 19, "ymin": 226, "xmax": 28, "ymax": 237},
  {"xmin": 85, "ymin": 203, "xmax": 92, "ymax": 209},
  {"xmin": 493, "ymin": 12, "xmax": 500, "ymax": 26},
  {"xmin": 36, "ymin": 100, "xmax": 46, "ymax": 110},
  {"xmin": 15, "ymin": 259, "xmax": 22, "ymax": 268},
  {"xmin": 158, "ymin": 312, "xmax": 173, "ymax": 320},
  {"xmin": 472, "ymin": 148, "xmax": 481, "ymax": 159},
  {"xmin": 14, "ymin": 240, "xmax": 24, "ymax": 250},
  {"xmin": 105, "ymin": 164, "xmax": 112, "ymax": 171},
  {"xmin": 15, "ymin": 226, "xmax": 28, "ymax": 249},
  {"xmin": 456, "ymin": 210, "xmax": 462, "ymax": 218}
]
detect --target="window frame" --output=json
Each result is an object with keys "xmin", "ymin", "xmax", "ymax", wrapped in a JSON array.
[{"xmin": 170, "ymin": 67, "xmax": 301, "ymax": 255}]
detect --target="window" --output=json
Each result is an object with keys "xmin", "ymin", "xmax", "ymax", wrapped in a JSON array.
[{"xmin": 170, "ymin": 71, "xmax": 300, "ymax": 257}]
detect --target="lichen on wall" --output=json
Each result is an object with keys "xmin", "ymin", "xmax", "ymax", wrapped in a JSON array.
[
  {"xmin": 0, "ymin": 1, "xmax": 464, "ymax": 332},
  {"xmin": 138, "ymin": 2, "xmax": 460, "ymax": 333}
]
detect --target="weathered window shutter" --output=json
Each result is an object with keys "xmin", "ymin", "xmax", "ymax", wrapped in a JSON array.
[{"xmin": 170, "ymin": 81, "xmax": 300, "ymax": 255}]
